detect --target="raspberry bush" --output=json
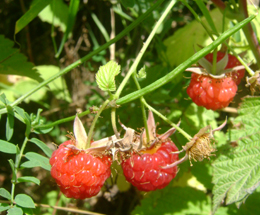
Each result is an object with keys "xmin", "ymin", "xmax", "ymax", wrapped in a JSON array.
[{"xmin": 0, "ymin": 0, "xmax": 260, "ymax": 215}]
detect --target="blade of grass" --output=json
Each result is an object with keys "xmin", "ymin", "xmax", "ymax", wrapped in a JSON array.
[
  {"xmin": 15, "ymin": 0, "xmax": 52, "ymax": 34},
  {"xmin": 55, "ymin": 0, "xmax": 80, "ymax": 58}
]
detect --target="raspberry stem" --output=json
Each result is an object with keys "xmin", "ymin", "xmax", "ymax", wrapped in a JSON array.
[
  {"xmin": 143, "ymin": 101, "xmax": 192, "ymax": 141},
  {"xmin": 114, "ymin": 0, "xmax": 178, "ymax": 99},
  {"xmin": 132, "ymin": 72, "xmax": 150, "ymax": 143},
  {"xmin": 86, "ymin": 99, "xmax": 110, "ymax": 148}
]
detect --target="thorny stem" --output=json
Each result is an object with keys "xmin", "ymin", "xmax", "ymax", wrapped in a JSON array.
[
  {"xmin": 114, "ymin": 0, "xmax": 177, "ymax": 98},
  {"xmin": 131, "ymin": 72, "xmax": 150, "ymax": 143},
  {"xmin": 86, "ymin": 99, "xmax": 110, "ymax": 148},
  {"xmin": 143, "ymin": 101, "xmax": 192, "ymax": 141}
]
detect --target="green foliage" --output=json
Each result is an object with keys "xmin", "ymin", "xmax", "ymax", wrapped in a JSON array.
[
  {"xmin": 163, "ymin": 8, "xmax": 230, "ymax": 67},
  {"xmin": 15, "ymin": 0, "xmax": 52, "ymax": 34},
  {"xmin": 212, "ymin": 97, "xmax": 260, "ymax": 212},
  {"xmin": 22, "ymin": 152, "xmax": 51, "ymax": 171},
  {"xmin": 0, "ymin": 35, "xmax": 42, "ymax": 82},
  {"xmin": 96, "ymin": 61, "xmax": 121, "ymax": 92},
  {"xmin": 38, "ymin": 0, "xmax": 69, "ymax": 32},
  {"xmin": 15, "ymin": 194, "xmax": 35, "ymax": 208},
  {"xmin": 1, "ymin": 0, "xmax": 260, "ymax": 214}
]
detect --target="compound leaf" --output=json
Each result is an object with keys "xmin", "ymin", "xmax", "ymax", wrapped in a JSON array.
[{"xmin": 212, "ymin": 96, "xmax": 260, "ymax": 213}]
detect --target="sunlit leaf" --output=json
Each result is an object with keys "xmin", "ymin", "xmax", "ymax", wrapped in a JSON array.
[
  {"xmin": 15, "ymin": 194, "xmax": 35, "ymax": 208},
  {"xmin": 96, "ymin": 61, "xmax": 121, "ymax": 91}
]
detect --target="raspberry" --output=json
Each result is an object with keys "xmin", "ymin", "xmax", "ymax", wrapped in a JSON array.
[
  {"xmin": 121, "ymin": 140, "xmax": 179, "ymax": 192},
  {"xmin": 50, "ymin": 140, "xmax": 112, "ymax": 199},
  {"xmin": 187, "ymin": 73, "xmax": 238, "ymax": 110}
]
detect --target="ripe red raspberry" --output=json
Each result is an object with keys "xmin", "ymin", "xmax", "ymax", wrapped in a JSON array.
[
  {"xmin": 204, "ymin": 52, "xmax": 245, "ymax": 85},
  {"xmin": 50, "ymin": 140, "xmax": 112, "ymax": 199},
  {"xmin": 187, "ymin": 73, "xmax": 237, "ymax": 110},
  {"xmin": 121, "ymin": 140, "xmax": 179, "ymax": 192}
]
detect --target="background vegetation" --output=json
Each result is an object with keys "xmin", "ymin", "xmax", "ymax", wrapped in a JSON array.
[{"xmin": 0, "ymin": 0, "xmax": 260, "ymax": 214}]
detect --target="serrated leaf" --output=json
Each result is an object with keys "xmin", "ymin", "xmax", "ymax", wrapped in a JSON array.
[
  {"xmin": 0, "ymin": 35, "xmax": 42, "ymax": 82},
  {"xmin": 22, "ymin": 152, "xmax": 51, "ymax": 171},
  {"xmin": 17, "ymin": 176, "xmax": 40, "ymax": 185},
  {"xmin": 29, "ymin": 138, "xmax": 53, "ymax": 158},
  {"xmin": 15, "ymin": 194, "xmax": 35, "ymax": 208},
  {"xmin": 212, "ymin": 96, "xmax": 260, "ymax": 213},
  {"xmin": 0, "ymin": 140, "xmax": 16, "ymax": 154},
  {"xmin": 96, "ymin": 61, "xmax": 121, "ymax": 91},
  {"xmin": 15, "ymin": 0, "xmax": 52, "ymax": 34},
  {"xmin": 0, "ymin": 188, "xmax": 11, "ymax": 200}
]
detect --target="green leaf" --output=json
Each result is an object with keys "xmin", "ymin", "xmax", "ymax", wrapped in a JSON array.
[
  {"xmin": 6, "ymin": 106, "xmax": 14, "ymax": 141},
  {"xmin": 8, "ymin": 159, "xmax": 17, "ymax": 182},
  {"xmin": 132, "ymin": 187, "xmax": 211, "ymax": 215},
  {"xmin": 35, "ymin": 65, "xmax": 71, "ymax": 102},
  {"xmin": 15, "ymin": 0, "xmax": 52, "ymax": 34},
  {"xmin": 0, "ymin": 139, "xmax": 16, "ymax": 154},
  {"xmin": 0, "ymin": 203, "xmax": 10, "ymax": 212},
  {"xmin": 29, "ymin": 138, "xmax": 53, "ymax": 158},
  {"xmin": 0, "ymin": 188, "xmax": 11, "ymax": 200},
  {"xmin": 120, "ymin": 0, "xmax": 136, "ymax": 8},
  {"xmin": 38, "ymin": 0, "xmax": 69, "ymax": 32},
  {"xmin": 96, "ymin": 61, "xmax": 121, "ymax": 92},
  {"xmin": 56, "ymin": 0, "xmax": 80, "ymax": 57},
  {"xmin": 0, "ymin": 93, "xmax": 7, "ymax": 105},
  {"xmin": 22, "ymin": 152, "xmax": 51, "ymax": 171},
  {"xmin": 137, "ymin": 66, "xmax": 146, "ymax": 79},
  {"xmin": 0, "ymin": 35, "xmax": 42, "ymax": 82},
  {"xmin": 17, "ymin": 176, "xmax": 40, "ymax": 185},
  {"xmin": 13, "ymin": 106, "xmax": 31, "ymax": 137},
  {"xmin": 7, "ymin": 206, "xmax": 23, "ymax": 215},
  {"xmin": 163, "ymin": 8, "xmax": 231, "ymax": 67},
  {"xmin": 15, "ymin": 194, "xmax": 35, "ymax": 208},
  {"xmin": 212, "ymin": 97, "xmax": 260, "ymax": 213}
]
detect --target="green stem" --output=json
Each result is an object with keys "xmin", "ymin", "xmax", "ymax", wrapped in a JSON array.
[
  {"xmin": 116, "ymin": 14, "xmax": 256, "ymax": 105},
  {"xmin": 0, "ymin": 0, "xmax": 165, "ymax": 116},
  {"xmin": 86, "ymin": 99, "xmax": 110, "ymax": 148},
  {"xmin": 111, "ymin": 108, "xmax": 120, "ymax": 139},
  {"xmin": 33, "ymin": 109, "xmax": 92, "ymax": 130},
  {"xmin": 10, "ymin": 136, "xmax": 29, "ymax": 205},
  {"xmin": 114, "ymin": 0, "xmax": 177, "ymax": 98},
  {"xmin": 131, "ymin": 73, "xmax": 149, "ymax": 143},
  {"xmin": 143, "ymin": 101, "xmax": 192, "ymax": 141}
]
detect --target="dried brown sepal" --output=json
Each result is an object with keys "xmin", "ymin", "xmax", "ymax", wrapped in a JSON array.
[
  {"xmin": 246, "ymin": 71, "xmax": 260, "ymax": 95},
  {"xmin": 161, "ymin": 119, "xmax": 226, "ymax": 169}
]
